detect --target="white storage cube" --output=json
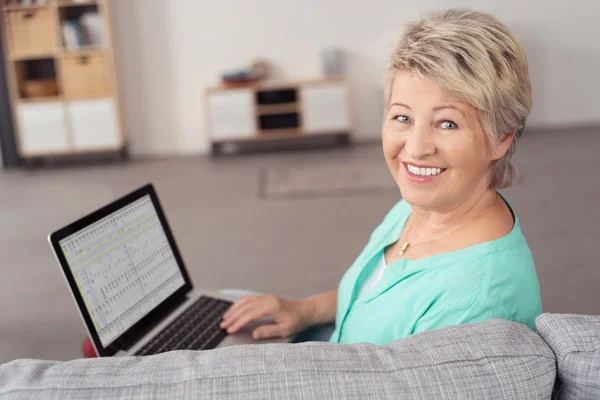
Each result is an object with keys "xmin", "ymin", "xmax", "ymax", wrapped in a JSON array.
[
  {"xmin": 17, "ymin": 102, "xmax": 69, "ymax": 155},
  {"xmin": 208, "ymin": 89, "xmax": 256, "ymax": 140},
  {"xmin": 301, "ymin": 83, "xmax": 350, "ymax": 134},
  {"xmin": 68, "ymin": 99, "xmax": 121, "ymax": 150}
]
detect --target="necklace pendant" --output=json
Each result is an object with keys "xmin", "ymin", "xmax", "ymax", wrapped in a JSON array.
[{"xmin": 399, "ymin": 242, "xmax": 410, "ymax": 255}]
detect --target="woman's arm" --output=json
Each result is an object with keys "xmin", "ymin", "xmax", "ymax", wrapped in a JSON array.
[{"xmin": 302, "ymin": 290, "xmax": 338, "ymax": 326}]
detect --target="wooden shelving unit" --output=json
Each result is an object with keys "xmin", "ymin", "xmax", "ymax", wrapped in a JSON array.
[
  {"xmin": 206, "ymin": 78, "xmax": 353, "ymax": 154},
  {"xmin": 1, "ymin": 0, "xmax": 124, "ymax": 159}
]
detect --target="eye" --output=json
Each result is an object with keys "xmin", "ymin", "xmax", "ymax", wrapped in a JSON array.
[
  {"xmin": 440, "ymin": 120, "xmax": 458, "ymax": 130},
  {"xmin": 395, "ymin": 115, "xmax": 411, "ymax": 123}
]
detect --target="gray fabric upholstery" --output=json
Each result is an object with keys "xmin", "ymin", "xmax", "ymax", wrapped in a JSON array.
[
  {"xmin": 0, "ymin": 319, "xmax": 555, "ymax": 400},
  {"xmin": 536, "ymin": 314, "xmax": 600, "ymax": 400}
]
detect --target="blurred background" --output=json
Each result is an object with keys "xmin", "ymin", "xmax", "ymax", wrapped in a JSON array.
[{"xmin": 0, "ymin": 0, "xmax": 598, "ymax": 363}]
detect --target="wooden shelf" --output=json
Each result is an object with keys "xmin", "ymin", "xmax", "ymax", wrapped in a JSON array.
[
  {"xmin": 9, "ymin": 51, "xmax": 57, "ymax": 61},
  {"xmin": 2, "ymin": 3, "xmax": 53, "ymax": 11},
  {"xmin": 18, "ymin": 95, "xmax": 62, "ymax": 103},
  {"xmin": 212, "ymin": 130, "xmax": 349, "ymax": 144},
  {"xmin": 256, "ymin": 103, "xmax": 298, "ymax": 115},
  {"xmin": 57, "ymin": 0, "xmax": 97, "ymax": 7},
  {"xmin": 60, "ymin": 46, "xmax": 107, "ymax": 56}
]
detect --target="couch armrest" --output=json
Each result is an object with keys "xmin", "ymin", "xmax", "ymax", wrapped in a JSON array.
[{"xmin": 536, "ymin": 313, "xmax": 600, "ymax": 400}]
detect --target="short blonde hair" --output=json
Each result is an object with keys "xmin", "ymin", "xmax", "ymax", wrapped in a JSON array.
[{"xmin": 386, "ymin": 9, "xmax": 532, "ymax": 188}]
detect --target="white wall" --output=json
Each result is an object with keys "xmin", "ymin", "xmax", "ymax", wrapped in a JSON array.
[{"xmin": 110, "ymin": 0, "xmax": 600, "ymax": 156}]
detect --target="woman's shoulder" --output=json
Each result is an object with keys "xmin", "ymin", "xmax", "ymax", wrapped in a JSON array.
[
  {"xmin": 429, "ymin": 239, "xmax": 537, "ymax": 304},
  {"xmin": 431, "ymin": 251, "xmax": 541, "ymax": 315}
]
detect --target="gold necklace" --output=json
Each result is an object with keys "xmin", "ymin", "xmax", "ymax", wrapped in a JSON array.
[{"xmin": 399, "ymin": 194, "xmax": 499, "ymax": 255}]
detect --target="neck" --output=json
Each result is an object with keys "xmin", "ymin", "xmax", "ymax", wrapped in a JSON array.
[{"xmin": 408, "ymin": 187, "xmax": 498, "ymax": 239}]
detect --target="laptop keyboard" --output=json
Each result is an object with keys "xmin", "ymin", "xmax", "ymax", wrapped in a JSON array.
[{"xmin": 135, "ymin": 296, "xmax": 232, "ymax": 356}]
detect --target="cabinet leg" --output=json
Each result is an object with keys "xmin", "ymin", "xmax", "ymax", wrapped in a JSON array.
[
  {"xmin": 116, "ymin": 147, "xmax": 129, "ymax": 162},
  {"xmin": 338, "ymin": 133, "xmax": 351, "ymax": 146},
  {"xmin": 211, "ymin": 142, "xmax": 222, "ymax": 156},
  {"xmin": 23, "ymin": 157, "xmax": 42, "ymax": 170}
]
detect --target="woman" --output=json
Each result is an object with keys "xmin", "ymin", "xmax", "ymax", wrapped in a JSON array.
[{"xmin": 221, "ymin": 9, "xmax": 542, "ymax": 345}]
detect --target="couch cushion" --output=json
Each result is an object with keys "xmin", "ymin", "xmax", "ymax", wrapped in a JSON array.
[
  {"xmin": 0, "ymin": 319, "xmax": 555, "ymax": 400},
  {"xmin": 536, "ymin": 314, "xmax": 600, "ymax": 400}
]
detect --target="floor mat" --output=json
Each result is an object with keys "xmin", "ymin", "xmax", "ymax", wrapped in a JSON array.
[{"xmin": 259, "ymin": 160, "xmax": 398, "ymax": 199}]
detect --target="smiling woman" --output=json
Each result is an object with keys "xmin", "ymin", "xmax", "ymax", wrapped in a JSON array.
[{"xmin": 220, "ymin": 9, "xmax": 542, "ymax": 346}]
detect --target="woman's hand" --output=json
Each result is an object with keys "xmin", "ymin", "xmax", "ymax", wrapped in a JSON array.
[{"xmin": 220, "ymin": 294, "xmax": 314, "ymax": 340}]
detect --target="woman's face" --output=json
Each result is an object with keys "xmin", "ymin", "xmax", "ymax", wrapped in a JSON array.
[{"xmin": 382, "ymin": 70, "xmax": 507, "ymax": 212}]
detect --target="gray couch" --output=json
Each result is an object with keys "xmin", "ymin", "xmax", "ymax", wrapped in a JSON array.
[{"xmin": 0, "ymin": 313, "xmax": 598, "ymax": 399}]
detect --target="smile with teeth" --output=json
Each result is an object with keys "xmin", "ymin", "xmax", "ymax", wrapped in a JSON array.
[{"xmin": 405, "ymin": 163, "xmax": 446, "ymax": 177}]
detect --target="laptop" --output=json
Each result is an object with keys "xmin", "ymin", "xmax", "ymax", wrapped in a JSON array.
[{"xmin": 48, "ymin": 183, "xmax": 286, "ymax": 357}]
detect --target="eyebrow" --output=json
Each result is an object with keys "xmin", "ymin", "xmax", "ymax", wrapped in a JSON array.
[
  {"xmin": 433, "ymin": 105, "xmax": 465, "ymax": 116},
  {"xmin": 389, "ymin": 102, "xmax": 466, "ymax": 117},
  {"xmin": 389, "ymin": 102, "xmax": 411, "ymax": 109}
]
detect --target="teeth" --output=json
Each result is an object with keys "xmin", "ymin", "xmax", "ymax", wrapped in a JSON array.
[{"xmin": 407, "ymin": 164, "xmax": 444, "ymax": 177}]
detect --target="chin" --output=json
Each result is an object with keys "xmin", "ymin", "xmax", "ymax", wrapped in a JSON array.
[
  {"xmin": 399, "ymin": 187, "xmax": 437, "ymax": 209},
  {"xmin": 396, "ymin": 176, "xmax": 442, "ymax": 209}
]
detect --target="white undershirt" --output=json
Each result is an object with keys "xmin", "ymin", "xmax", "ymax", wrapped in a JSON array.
[{"xmin": 357, "ymin": 253, "xmax": 387, "ymax": 299}]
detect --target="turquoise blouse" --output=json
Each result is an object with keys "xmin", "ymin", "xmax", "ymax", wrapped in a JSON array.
[{"xmin": 330, "ymin": 197, "xmax": 542, "ymax": 345}]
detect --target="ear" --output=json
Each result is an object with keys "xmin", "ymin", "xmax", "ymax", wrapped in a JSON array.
[{"xmin": 492, "ymin": 130, "xmax": 516, "ymax": 161}]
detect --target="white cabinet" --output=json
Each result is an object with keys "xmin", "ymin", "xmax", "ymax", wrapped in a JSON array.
[
  {"xmin": 68, "ymin": 99, "xmax": 121, "ymax": 150},
  {"xmin": 301, "ymin": 83, "xmax": 351, "ymax": 134},
  {"xmin": 17, "ymin": 102, "xmax": 69, "ymax": 155},
  {"xmin": 208, "ymin": 89, "xmax": 256, "ymax": 140}
]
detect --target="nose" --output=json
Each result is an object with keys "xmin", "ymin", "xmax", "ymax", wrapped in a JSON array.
[{"xmin": 404, "ymin": 124, "xmax": 436, "ymax": 159}]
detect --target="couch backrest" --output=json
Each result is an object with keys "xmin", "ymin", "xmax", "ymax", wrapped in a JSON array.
[{"xmin": 0, "ymin": 318, "xmax": 556, "ymax": 399}]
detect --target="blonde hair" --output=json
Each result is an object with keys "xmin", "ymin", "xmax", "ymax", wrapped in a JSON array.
[{"xmin": 386, "ymin": 9, "xmax": 532, "ymax": 188}]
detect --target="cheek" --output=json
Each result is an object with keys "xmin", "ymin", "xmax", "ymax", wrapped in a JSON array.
[
  {"xmin": 443, "ymin": 135, "xmax": 491, "ymax": 173},
  {"xmin": 382, "ymin": 123, "xmax": 404, "ymax": 157},
  {"xmin": 382, "ymin": 124, "xmax": 403, "ymax": 176}
]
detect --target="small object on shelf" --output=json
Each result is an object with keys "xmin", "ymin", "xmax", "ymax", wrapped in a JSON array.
[
  {"xmin": 5, "ymin": 0, "xmax": 47, "ymax": 6},
  {"xmin": 251, "ymin": 59, "xmax": 271, "ymax": 80},
  {"xmin": 62, "ymin": 20, "xmax": 83, "ymax": 49},
  {"xmin": 220, "ymin": 59, "xmax": 271, "ymax": 88},
  {"xmin": 61, "ymin": 10, "xmax": 102, "ymax": 50},
  {"xmin": 79, "ymin": 11, "xmax": 102, "ymax": 46},
  {"xmin": 321, "ymin": 47, "xmax": 345, "ymax": 77},
  {"xmin": 21, "ymin": 78, "xmax": 58, "ymax": 98}
]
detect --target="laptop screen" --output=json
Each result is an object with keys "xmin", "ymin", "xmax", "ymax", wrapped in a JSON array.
[{"xmin": 58, "ymin": 194, "xmax": 186, "ymax": 347}]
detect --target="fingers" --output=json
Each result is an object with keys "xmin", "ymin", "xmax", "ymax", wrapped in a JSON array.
[
  {"xmin": 222, "ymin": 295, "xmax": 255, "ymax": 320},
  {"xmin": 221, "ymin": 300, "xmax": 256, "ymax": 330},
  {"xmin": 223, "ymin": 303, "xmax": 273, "ymax": 334},
  {"xmin": 221, "ymin": 295, "xmax": 279, "ymax": 334}
]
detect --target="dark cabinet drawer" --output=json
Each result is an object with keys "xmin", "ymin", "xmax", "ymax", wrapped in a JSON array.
[
  {"xmin": 256, "ymin": 89, "xmax": 297, "ymax": 105},
  {"xmin": 259, "ymin": 113, "xmax": 299, "ymax": 130}
]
